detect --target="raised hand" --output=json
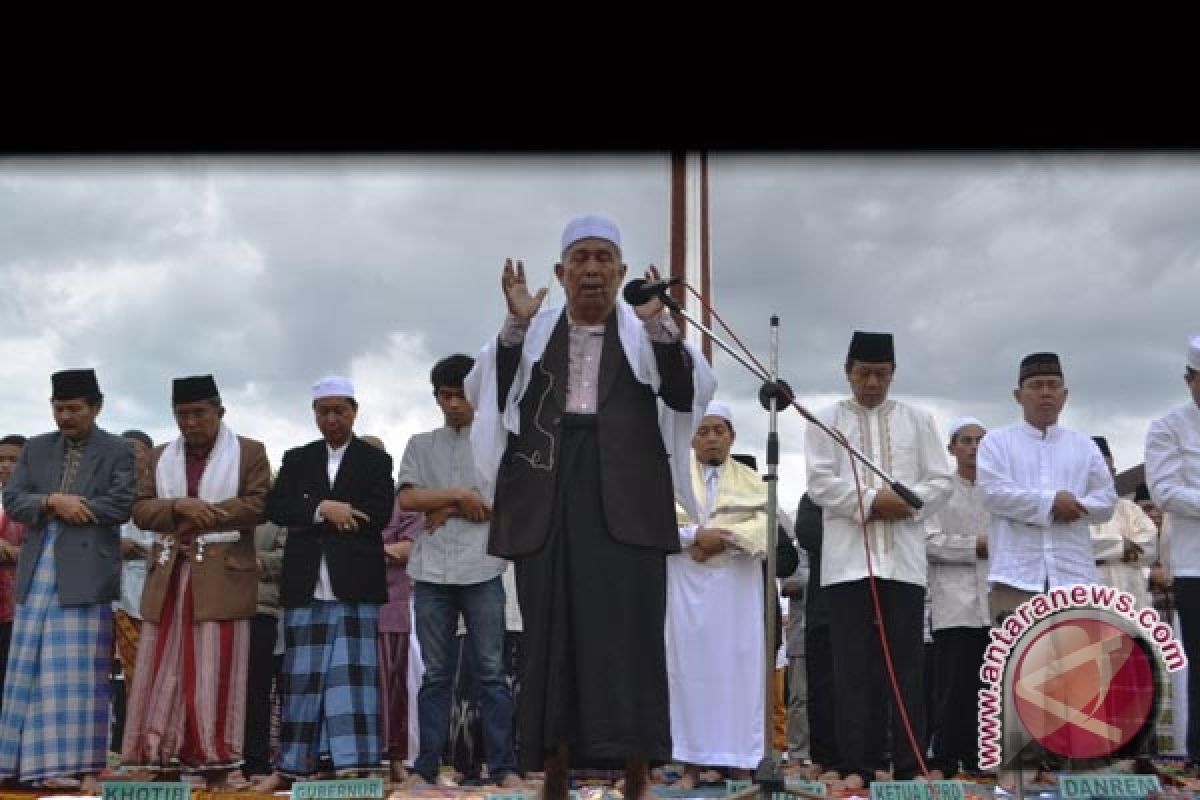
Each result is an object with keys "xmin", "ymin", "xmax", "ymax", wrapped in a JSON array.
[
  {"xmin": 631, "ymin": 264, "xmax": 666, "ymax": 321},
  {"xmin": 502, "ymin": 258, "xmax": 548, "ymax": 322}
]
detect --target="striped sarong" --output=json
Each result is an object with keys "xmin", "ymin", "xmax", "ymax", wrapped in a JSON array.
[
  {"xmin": 121, "ymin": 558, "xmax": 250, "ymax": 770},
  {"xmin": 278, "ymin": 601, "xmax": 380, "ymax": 776},
  {"xmin": 0, "ymin": 524, "xmax": 113, "ymax": 782},
  {"xmin": 113, "ymin": 608, "xmax": 142, "ymax": 689}
]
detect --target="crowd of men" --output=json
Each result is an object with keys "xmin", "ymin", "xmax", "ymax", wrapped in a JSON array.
[{"xmin": 0, "ymin": 213, "xmax": 1198, "ymax": 798}]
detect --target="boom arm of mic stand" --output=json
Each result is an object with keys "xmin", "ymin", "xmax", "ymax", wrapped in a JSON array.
[{"xmin": 667, "ymin": 300, "xmax": 923, "ymax": 510}]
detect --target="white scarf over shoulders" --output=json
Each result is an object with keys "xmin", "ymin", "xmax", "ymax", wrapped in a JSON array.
[{"xmin": 465, "ymin": 301, "xmax": 716, "ymax": 521}]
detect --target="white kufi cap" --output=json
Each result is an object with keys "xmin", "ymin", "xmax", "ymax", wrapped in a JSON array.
[
  {"xmin": 313, "ymin": 375, "xmax": 355, "ymax": 400},
  {"xmin": 561, "ymin": 214, "xmax": 621, "ymax": 255}
]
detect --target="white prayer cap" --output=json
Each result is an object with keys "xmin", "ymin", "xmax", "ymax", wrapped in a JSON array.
[
  {"xmin": 560, "ymin": 214, "xmax": 622, "ymax": 256},
  {"xmin": 947, "ymin": 415, "xmax": 985, "ymax": 442},
  {"xmin": 703, "ymin": 401, "xmax": 734, "ymax": 427},
  {"xmin": 313, "ymin": 375, "xmax": 355, "ymax": 400},
  {"xmin": 1188, "ymin": 334, "xmax": 1200, "ymax": 371}
]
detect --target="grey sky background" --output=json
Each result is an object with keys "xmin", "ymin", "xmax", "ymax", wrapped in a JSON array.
[{"xmin": 2, "ymin": 153, "xmax": 1196, "ymax": 514}]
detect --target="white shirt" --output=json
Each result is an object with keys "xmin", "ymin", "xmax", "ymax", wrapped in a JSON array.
[
  {"xmin": 678, "ymin": 463, "xmax": 722, "ymax": 547},
  {"xmin": 1145, "ymin": 402, "xmax": 1200, "ymax": 576},
  {"xmin": 926, "ymin": 473, "xmax": 991, "ymax": 630},
  {"xmin": 805, "ymin": 397, "xmax": 954, "ymax": 587},
  {"xmin": 978, "ymin": 421, "xmax": 1116, "ymax": 592},
  {"xmin": 312, "ymin": 441, "xmax": 348, "ymax": 601}
]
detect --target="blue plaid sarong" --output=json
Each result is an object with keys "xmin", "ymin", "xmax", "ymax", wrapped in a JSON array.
[
  {"xmin": 278, "ymin": 601, "xmax": 381, "ymax": 775},
  {"xmin": 0, "ymin": 523, "xmax": 113, "ymax": 781}
]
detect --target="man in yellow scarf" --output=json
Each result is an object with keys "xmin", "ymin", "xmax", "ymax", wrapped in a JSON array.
[{"xmin": 666, "ymin": 400, "xmax": 768, "ymax": 788}]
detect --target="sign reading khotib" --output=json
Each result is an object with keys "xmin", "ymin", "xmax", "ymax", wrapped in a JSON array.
[
  {"xmin": 1057, "ymin": 774, "xmax": 1162, "ymax": 799},
  {"xmin": 868, "ymin": 780, "xmax": 966, "ymax": 800},
  {"xmin": 102, "ymin": 782, "xmax": 190, "ymax": 800},
  {"xmin": 291, "ymin": 777, "xmax": 385, "ymax": 800}
]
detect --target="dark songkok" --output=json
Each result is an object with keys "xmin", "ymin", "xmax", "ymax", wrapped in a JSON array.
[
  {"xmin": 847, "ymin": 331, "xmax": 895, "ymax": 364},
  {"xmin": 1134, "ymin": 482, "xmax": 1152, "ymax": 504},
  {"xmin": 1092, "ymin": 436, "xmax": 1112, "ymax": 460},
  {"xmin": 1019, "ymin": 352, "xmax": 1063, "ymax": 384},
  {"xmin": 51, "ymin": 369, "xmax": 100, "ymax": 401},
  {"xmin": 172, "ymin": 375, "xmax": 220, "ymax": 404}
]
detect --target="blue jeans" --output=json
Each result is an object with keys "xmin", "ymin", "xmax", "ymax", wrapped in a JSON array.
[{"xmin": 413, "ymin": 576, "xmax": 516, "ymax": 782}]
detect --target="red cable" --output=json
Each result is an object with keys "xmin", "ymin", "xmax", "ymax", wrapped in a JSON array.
[{"xmin": 682, "ymin": 283, "xmax": 937, "ymax": 790}]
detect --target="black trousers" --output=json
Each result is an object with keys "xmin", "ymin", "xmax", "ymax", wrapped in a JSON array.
[
  {"xmin": 929, "ymin": 626, "xmax": 989, "ymax": 774},
  {"xmin": 804, "ymin": 623, "xmax": 837, "ymax": 767},
  {"xmin": 826, "ymin": 579, "xmax": 925, "ymax": 779},
  {"xmin": 244, "ymin": 612, "xmax": 282, "ymax": 777},
  {"xmin": 1174, "ymin": 578, "xmax": 1200, "ymax": 761}
]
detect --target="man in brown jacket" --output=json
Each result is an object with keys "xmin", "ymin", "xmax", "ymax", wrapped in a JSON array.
[{"xmin": 119, "ymin": 375, "xmax": 270, "ymax": 788}]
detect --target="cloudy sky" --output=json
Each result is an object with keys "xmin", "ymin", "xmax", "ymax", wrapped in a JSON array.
[{"xmin": 1, "ymin": 153, "xmax": 1196, "ymax": 514}]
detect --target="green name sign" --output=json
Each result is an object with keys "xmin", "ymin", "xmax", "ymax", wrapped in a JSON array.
[
  {"xmin": 102, "ymin": 782, "xmax": 190, "ymax": 800},
  {"xmin": 869, "ymin": 780, "xmax": 967, "ymax": 800},
  {"xmin": 291, "ymin": 777, "xmax": 385, "ymax": 800},
  {"xmin": 784, "ymin": 780, "xmax": 828, "ymax": 797},
  {"xmin": 1058, "ymin": 774, "xmax": 1163, "ymax": 799},
  {"xmin": 727, "ymin": 779, "xmax": 754, "ymax": 795}
]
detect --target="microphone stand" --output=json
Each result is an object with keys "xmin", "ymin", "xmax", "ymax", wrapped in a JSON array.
[{"xmin": 649, "ymin": 285, "xmax": 921, "ymax": 800}]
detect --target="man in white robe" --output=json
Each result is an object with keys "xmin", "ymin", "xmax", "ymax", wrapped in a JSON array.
[
  {"xmin": 666, "ymin": 401, "xmax": 767, "ymax": 787},
  {"xmin": 1145, "ymin": 334, "xmax": 1200, "ymax": 770},
  {"xmin": 925, "ymin": 416, "xmax": 991, "ymax": 777},
  {"xmin": 805, "ymin": 331, "xmax": 953, "ymax": 785},
  {"xmin": 1089, "ymin": 436, "xmax": 1157, "ymax": 611}
]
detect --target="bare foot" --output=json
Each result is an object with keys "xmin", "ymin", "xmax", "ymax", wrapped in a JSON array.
[
  {"xmin": 670, "ymin": 767, "xmax": 699, "ymax": 791},
  {"xmin": 388, "ymin": 761, "xmax": 408, "ymax": 784},
  {"xmin": 495, "ymin": 772, "xmax": 524, "ymax": 790},
  {"xmin": 844, "ymin": 774, "xmax": 866, "ymax": 791},
  {"xmin": 927, "ymin": 769, "xmax": 946, "ymax": 781},
  {"xmin": 818, "ymin": 770, "xmax": 841, "ymax": 782},
  {"xmin": 81, "ymin": 774, "xmax": 103, "ymax": 795},
  {"xmin": 251, "ymin": 772, "xmax": 293, "ymax": 792}
]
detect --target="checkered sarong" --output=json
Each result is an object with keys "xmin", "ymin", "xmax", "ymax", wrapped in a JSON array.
[
  {"xmin": 0, "ymin": 524, "xmax": 113, "ymax": 781},
  {"xmin": 278, "ymin": 601, "xmax": 380, "ymax": 775}
]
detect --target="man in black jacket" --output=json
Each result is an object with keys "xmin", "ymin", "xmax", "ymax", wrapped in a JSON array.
[{"xmin": 253, "ymin": 376, "xmax": 394, "ymax": 790}]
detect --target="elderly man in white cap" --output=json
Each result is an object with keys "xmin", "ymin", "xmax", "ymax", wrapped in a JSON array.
[
  {"xmin": 1145, "ymin": 334, "xmax": 1200, "ymax": 773},
  {"xmin": 924, "ymin": 416, "xmax": 990, "ymax": 778},
  {"xmin": 253, "ymin": 376, "xmax": 395, "ymax": 790},
  {"xmin": 465, "ymin": 214, "xmax": 714, "ymax": 800},
  {"xmin": 665, "ymin": 400, "xmax": 769, "ymax": 788}
]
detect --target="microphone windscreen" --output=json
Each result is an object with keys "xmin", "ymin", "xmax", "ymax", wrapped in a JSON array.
[{"xmin": 622, "ymin": 278, "xmax": 650, "ymax": 306}]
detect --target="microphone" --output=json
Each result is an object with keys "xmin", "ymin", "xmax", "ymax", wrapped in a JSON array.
[{"xmin": 622, "ymin": 276, "xmax": 682, "ymax": 308}]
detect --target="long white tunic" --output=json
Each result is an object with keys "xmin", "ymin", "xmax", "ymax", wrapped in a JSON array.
[
  {"xmin": 1090, "ymin": 497, "xmax": 1158, "ymax": 610},
  {"xmin": 805, "ymin": 398, "xmax": 953, "ymax": 588},
  {"xmin": 926, "ymin": 474, "xmax": 991, "ymax": 631},
  {"xmin": 1145, "ymin": 402, "xmax": 1200, "ymax": 576},
  {"xmin": 666, "ymin": 458, "xmax": 765, "ymax": 769},
  {"xmin": 978, "ymin": 421, "xmax": 1116, "ymax": 592}
]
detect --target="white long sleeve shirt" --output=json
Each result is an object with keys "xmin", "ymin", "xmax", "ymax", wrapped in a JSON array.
[
  {"xmin": 978, "ymin": 421, "xmax": 1116, "ymax": 592},
  {"xmin": 1145, "ymin": 402, "xmax": 1200, "ymax": 576},
  {"xmin": 926, "ymin": 474, "xmax": 991, "ymax": 630},
  {"xmin": 805, "ymin": 397, "xmax": 953, "ymax": 588}
]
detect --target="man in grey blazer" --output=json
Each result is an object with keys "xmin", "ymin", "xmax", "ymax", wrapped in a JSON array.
[{"xmin": 0, "ymin": 369, "xmax": 136, "ymax": 792}]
